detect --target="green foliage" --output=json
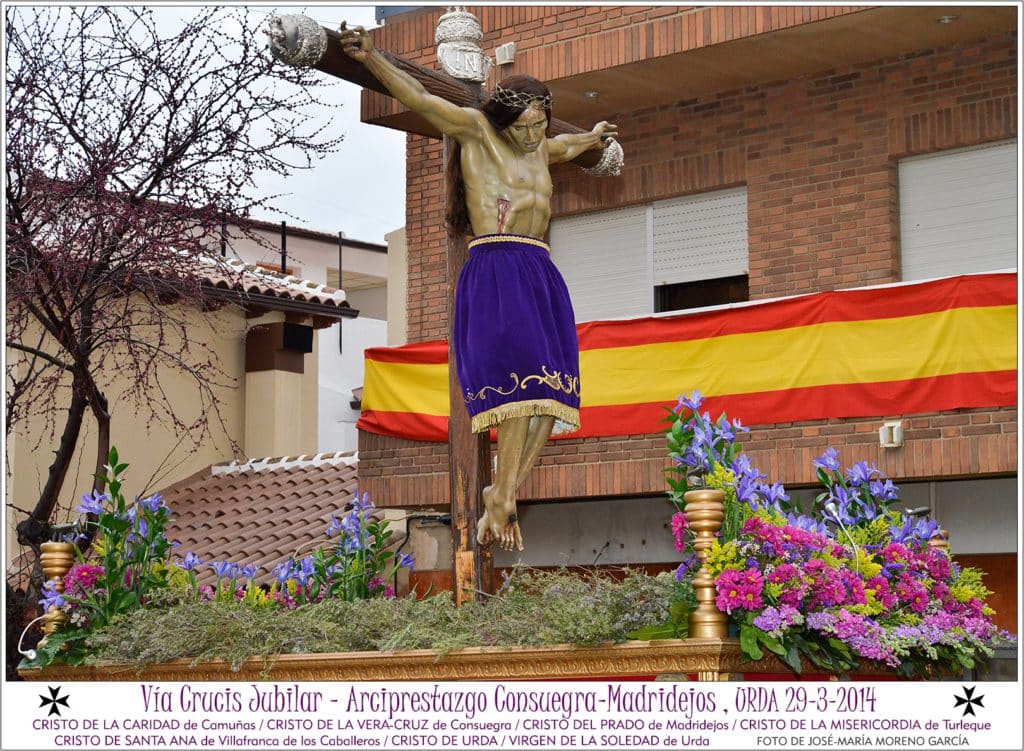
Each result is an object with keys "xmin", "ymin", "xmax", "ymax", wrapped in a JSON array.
[
  {"xmin": 55, "ymin": 450, "xmax": 173, "ymax": 643},
  {"xmin": 72, "ymin": 568, "xmax": 675, "ymax": 670}
]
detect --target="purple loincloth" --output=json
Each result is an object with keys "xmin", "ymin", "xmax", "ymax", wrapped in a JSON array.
[{"xmin": 453, "ymin": 234, "xmax": 581, "ymax": 435}]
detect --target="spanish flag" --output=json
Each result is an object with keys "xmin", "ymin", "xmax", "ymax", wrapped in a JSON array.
[{"xmin": 358, "ymin": 272, "xmax": 1017, "ymax": 442}]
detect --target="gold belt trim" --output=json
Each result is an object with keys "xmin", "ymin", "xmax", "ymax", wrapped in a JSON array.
[{"xmin": 468, "ymin": 235, "xmax": 551, "ymax": 253}]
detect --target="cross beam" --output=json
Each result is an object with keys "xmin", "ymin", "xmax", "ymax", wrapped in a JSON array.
[{"xmin": 270, "ymin": 19, "xmax": 605, "ymax": 167}]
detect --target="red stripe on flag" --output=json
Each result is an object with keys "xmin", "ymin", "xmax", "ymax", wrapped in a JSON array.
[
  {"xmin": 578, "ymin": 273, "xmax": 1017, "ymax": 350},
  {"xmin": 357, "ymin": 409, "xmax": 448, "ymax": 442},
  {"xmin": 365, "ymin": 341, "xmax": 448, "ymax": 365},
  {"xmin": 565, "ymin": 370, "xmax": 1019, "ymax": 440}
]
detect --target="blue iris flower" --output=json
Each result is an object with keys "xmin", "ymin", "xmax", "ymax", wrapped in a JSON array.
[
  {"xmin": 845, "ymin": 461, "xmax": 878, "ymax": 487},
  {"xmin": 869, "ymin": 478, "xmax": 899, "ymax": 502},
  {"xmin": 140, "ymin": 493, "xmax": 164, "ymax": 513},
  {"xmin": 39, "ymin": 580, "xmax": 66, "ymax": 610},
  {"xmin": 273, "ymin": 561, "xmax": 294, "ymax": 583},
  {"xmin": 296, "ymin": 556, "xmax": 316, "ymax": 585},
  {"xmin": 241, "ymin": 562, "xmax": 261, "ymax": 580},
  {"xmin": 76, "ymin": 489, "xmax": 109, "ymax": 516},
  {"xmin": 209, "ymin": 560, "xmax": 238, "ymax": 579},
  {"xmin": 736, "ymin": 474, "xmax": 760, "ymax": 510},
  {"xmin": 677, "ymin": 389, "xmax": 703, "ymax": 412},
  {"xmin": 396, "ymin": 552, "xmax": 415, "ymax": 571},
  {"xmin": 824, "ymin": 486, "xmax": 857, "ymax": 525},
  {"xmin": 714, "ymin": 417, "xmax": 735, "ymax": 444},
  {"xmin": 179, "ymin": 551, "xmax": 203, "ymax": 571},
  {"xmin": 786, "ymin": 513, "xmax": 828, "ymax": 535},
  {"xmin": 759, "ymin": 481, "xmax": 789, "ymax": 506},
  {"xmin": 813, "ymin": 447, "xmax": 841, "ymax": 472}
]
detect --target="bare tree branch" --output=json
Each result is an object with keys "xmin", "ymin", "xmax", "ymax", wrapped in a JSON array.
[{"xmin": 5, "ymin": 6, "xmax": 344, "ymax": 550}]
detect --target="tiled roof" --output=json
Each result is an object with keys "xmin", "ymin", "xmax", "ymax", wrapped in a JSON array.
[
  {"xmin": 161, "ymin": 452, "xmax": 402, "ymax": 586},
  {"xmin": 197, "ymin": 254, "xmax": 350, "ymax": 311}
]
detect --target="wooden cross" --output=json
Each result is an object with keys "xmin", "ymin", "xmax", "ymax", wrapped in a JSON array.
[{"xmin": 274, "ymin": 19, "xmax": 605, "ymax": 603}]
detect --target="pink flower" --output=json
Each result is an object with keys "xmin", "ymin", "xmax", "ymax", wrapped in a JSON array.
[
  {"xmin": 63, "ymin": 563, "xmax": 104, "ymax": 597},
  {"xmin": 881, "ymin": 542, "xmax": 911, "ymax": 564},
  {"xmin": 894, "ymin": 574, "xmax": 929, "ymax": 613},
  {"xmin": 715, "ymin": 568, "xmax": 764, "ymax": 614},
  {"xmin": 671, "ymin": 512, "xmax": 688, "ymax": 553},
  {"xmin": 924, "ymin": 550, "xmax": 951, "ymax": 581},
  {"xmin": 867, "ymin": 575, "xmax": 897, "ymax": 609}
]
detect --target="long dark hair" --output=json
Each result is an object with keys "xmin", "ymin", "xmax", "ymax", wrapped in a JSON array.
[{"xmin": 445, "ymin": 75, "xmax": 553, "ymax": 238}]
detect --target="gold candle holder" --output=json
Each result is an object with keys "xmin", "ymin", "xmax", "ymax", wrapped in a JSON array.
[
  {"xmin": 683, "ymin": 488, "xmax": 728, "ymax": 640},
  {"xmin": 39, "ymin": 541, "xmax": 76, "ymax": 643}
]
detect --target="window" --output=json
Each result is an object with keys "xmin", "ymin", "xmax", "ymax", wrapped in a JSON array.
[
  {"xmin": 549, "ymin": 187, "xmax": 749, "ymax": 321},
  {"xmin": 655, "ymin": 274, "xmax": 749, "ymax": 313},
  {"xmin": 898, "ymin": 141, "xmax": 1017, "ymax": 280}
]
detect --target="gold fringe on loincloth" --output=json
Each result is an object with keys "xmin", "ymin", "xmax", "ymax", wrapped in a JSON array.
[{"xmin": 469, "ymin": 398, "xmax": 580, "ymax": 435}]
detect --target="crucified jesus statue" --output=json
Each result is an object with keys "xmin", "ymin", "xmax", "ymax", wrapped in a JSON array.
[{"xmin": 340, "ymin": 22, "xmax": 617, "ymax": 552}]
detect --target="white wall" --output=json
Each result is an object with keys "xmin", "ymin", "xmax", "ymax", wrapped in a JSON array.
[
  {"xmin": 318, "ymin": 318, "xmax": 387, "ymax": 453},
  {"xmin": 228, "ymin": 224, "xmax": 390, "ymax": 454}
]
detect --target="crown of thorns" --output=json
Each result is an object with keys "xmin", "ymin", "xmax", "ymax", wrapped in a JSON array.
[{"xmin": 490, "ymin": 85, "xmax": 553, "ymax": 111}]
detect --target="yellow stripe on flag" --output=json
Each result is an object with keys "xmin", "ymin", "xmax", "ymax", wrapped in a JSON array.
[
  {"xmin": 579, "ymin": 305, "xmax": 1017, "ymax": 407},
  {"xmin": 363, "ymin": 358, "xmax": 449, "ymax": 416}
]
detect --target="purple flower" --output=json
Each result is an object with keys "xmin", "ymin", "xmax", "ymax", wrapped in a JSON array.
[
  {"xmin": 845, "ymin": 461, "xmax": 878, "ymax": 486},
  {"xmin": 178, "ymin": 551, "xmax": 203, "ymax": 571},
  {"xmin": 805, "ymin": 611, "xmax": 836, "ymax": 632},
  {"xmin": 294, "ymin": 556, "xmax": 316, "ymax": 585},
  {"xmin": 39, "ymin": 580, "xmax": 66, "ymax": 610},
  {"xmin": 753, "ymin": 605, "xmax": 802, "ymax": 636},
  {"xmin": 758, "ymin": 481, "xmax": 789, "ymax": 506},
  {"xmin": 823, "ymin": 486, "xmax": 857, "ymax": 525},
  {"xmin": 76, "ymin": 490, "xmax": 109, "ymax": 515},
  {"xmin": 869, "ymin": 478, "xmax": 898, "ymax": 502},
  {"xmin": 273, "ymin": 561, "xmax": 294, "ymax": 583},
  {"xmin": 240, "ymin": 562, "xmax": 261, "ymax": 580},
  {"xmin": 209, "ymin": 560, "xmax": 237, "ymax": 579},
  {"xmin": 396, "ymin": 552, "xmax": 415, "ymax": 571},
  {"xmin": 675, "ymin": 553, "xmax": 699, "ymax": 581},
  {"xmin": 325, "ymin": 513, "xmax": 346, "ymax": 537},
  {"xmin": 813, "ymin": 447, "xmax": 840, "ymax": 472},
  {"xmin": 139, "ymin": 493, "xmax": 164, "ymax": 513},
  {"xmin": 786, "ymin": 513, "xmax": 828, "ymax": 535},
  {"xmin": 675, "ymin": 389, "xmax": 703, "ymax": 413},
  {"xmin": 736, "ymin": 474, "xmax": 760, "ymax": 510},
  {"xmin": 714, "ymin": 416, "xmax": 735, "ymax": 444},
  {"xmin": 349, "ymin": 490, "xmax": 374, "ymax": 513}
]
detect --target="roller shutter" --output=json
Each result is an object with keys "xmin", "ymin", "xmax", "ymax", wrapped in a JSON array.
[{"xmin": 899, "ymin": 141, "xmax": 1018, "ymax": 280}]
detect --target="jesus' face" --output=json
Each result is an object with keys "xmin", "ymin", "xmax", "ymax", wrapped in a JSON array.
[{"xmin": 505, "ymin": 105, "xmax": 548, "ymax": 153}]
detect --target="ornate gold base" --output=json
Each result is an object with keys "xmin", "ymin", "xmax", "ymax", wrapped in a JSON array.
[
  {"xmin": 17, "ymin": 639, "xmax": 900, "ymax": 682},
  {"xmin": 18, "ymin": 639, "xmax": 776, "ymax": 682}
]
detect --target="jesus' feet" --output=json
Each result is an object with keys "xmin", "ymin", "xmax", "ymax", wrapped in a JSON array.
[{"xmin": 476, "ymin": 485, "xmax": 524, "ymax": 551}]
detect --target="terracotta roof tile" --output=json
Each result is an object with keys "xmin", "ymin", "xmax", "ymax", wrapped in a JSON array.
[
  {"xmin": 161, "ymin": 453, "xmax": 403, "ymax": 586},
  {"xmin": 197, "ymin": 254, "xmax": 349, "ymax": 310}
]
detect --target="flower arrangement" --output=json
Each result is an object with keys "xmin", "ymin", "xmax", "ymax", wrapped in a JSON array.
[
  {"xmin": 652, "ymin": 391, "xmax": 1014, "ymax": 678},
  {"xmin": 29, "ymin": 448, "xmax": 413, "ymax": 668}
]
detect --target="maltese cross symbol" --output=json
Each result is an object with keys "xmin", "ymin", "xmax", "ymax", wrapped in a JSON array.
[
  {"xmin": 39, "ymin": 686, "xmax": 70, "ymax": 717},
  {"xmin": 953, "ymin": 686, "xmax": 984, "ymax": 717}
]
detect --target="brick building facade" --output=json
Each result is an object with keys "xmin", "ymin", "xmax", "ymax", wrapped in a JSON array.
[{"xmin": 354, "ymin": 6, "xmax": 1017, "ymax": 621}]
